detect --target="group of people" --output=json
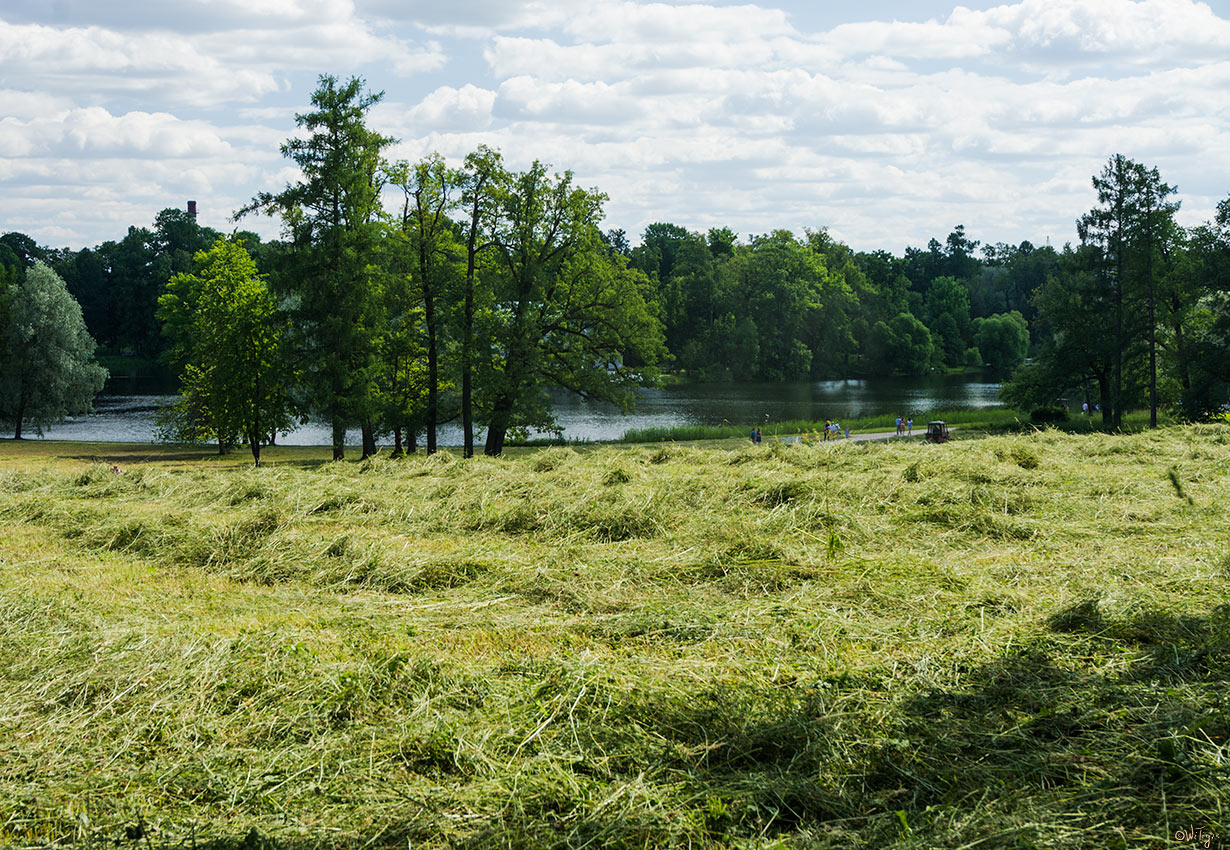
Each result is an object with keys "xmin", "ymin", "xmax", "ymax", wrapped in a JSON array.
[
  {"xmin": 747, "ymin": 421, "xmax": 851, "ymax": 444},
  {"xmin": 822, "ymin": 419, "xmax": 850, "ymax": 440},
  {"xmin": 895, "ymin": 416, "xmax": 914, "ymax": 436}
]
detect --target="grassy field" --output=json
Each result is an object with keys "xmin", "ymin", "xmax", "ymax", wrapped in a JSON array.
[
  {"xmin": 1, "ymin": 427, "xmax": 1228, "ymax": 848},
  {"xmin": 616, "ymin": 408, "xmax": 1176, "ymax": 444}
]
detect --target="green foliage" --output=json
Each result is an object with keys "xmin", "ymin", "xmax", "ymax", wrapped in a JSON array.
[
  {"xmin": 240, "ymin": 74, "xmax": 394, "ymax": 460},
  {"xmin": 0, "ymin": 263, "xmax": 108, "ymax": 438},
  {"xmin": 923, "ymin": 276, "xmax": 973, "ymax": 365},
  {"xmin": 974, "ymin": 310, "xmax": 1029, "ymax": 373},
  {"xmin": 480, "ymin": 163, "xmax": 666, "ymax": 454},
  {"xmin": 868, "ymin": 312, "xmax": 934, "ymax": 375},
  {"xmin": 1028, "ymin": 405, "xmax": 1069, "ymax": 424},
  {"xmin": 156, "ymin": 238, "xmax": 296, "ymax": 463}
]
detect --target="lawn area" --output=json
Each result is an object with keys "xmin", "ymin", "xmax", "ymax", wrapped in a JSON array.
[{"xmin": 1, "ymin": 426, "xmax": 1228, "ymax": 848}]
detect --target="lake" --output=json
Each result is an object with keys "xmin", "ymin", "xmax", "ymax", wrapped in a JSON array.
[{"xmin": 19, "ymin": 372, "xmax": 1002, "ymax": 445}]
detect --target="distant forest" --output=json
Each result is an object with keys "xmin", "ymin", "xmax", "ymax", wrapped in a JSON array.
[
  {"xmin": 2, "ymin": 76, "xmax": 1228, "ymax": 457},
  {"xmin": 0, "ymin": 212, "xmax": 1047, "ymax": 377}
]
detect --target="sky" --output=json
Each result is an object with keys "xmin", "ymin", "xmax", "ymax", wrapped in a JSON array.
[{"xmin": 2, "ymin": 0, "xmax": 1228, "ymax": 255}]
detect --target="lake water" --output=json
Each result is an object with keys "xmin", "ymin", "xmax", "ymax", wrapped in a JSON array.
[{"xmin": 17, "ymin": 372, "xmax": 1002, "ymax": 445}]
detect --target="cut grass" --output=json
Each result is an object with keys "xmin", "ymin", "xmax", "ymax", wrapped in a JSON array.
[{"xmin": 1, "ymin": 425, "xmax": 1228, "ymax": 848}]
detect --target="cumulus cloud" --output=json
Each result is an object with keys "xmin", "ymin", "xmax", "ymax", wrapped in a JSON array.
[
  {"xmin": 0, "ymin": 13, "xmax": 442, "ymax": 111},
  {"xmin": 0, "ymin": 109, "xmax": 234, "ymax": 159},
  {"xmin": 2, "ymin": 0, "xmax": 1229, "ymax": 251},
  {"xmin": 817, "ymin": 0, "xmax": 1230, "ymax": 70},
  {"xmin": 406, "ymin": 84, "xmax": 498, "ymax": 131}
]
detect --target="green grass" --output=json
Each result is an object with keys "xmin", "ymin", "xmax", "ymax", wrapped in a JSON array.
[
  {"xmin": 618, "ymin": 407, "xmax": 1180, "ymax": 444},
  {"xmin": 618, "ymin": 407, "xmax": 1011, "ymax": 443},
  {"xmin": 1, "ymin": 426, "xmax": 1228, "ymax": 848}
]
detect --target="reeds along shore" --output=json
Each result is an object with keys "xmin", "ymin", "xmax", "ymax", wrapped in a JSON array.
[{"xmin": 1, "ymin": 425, "xmax": 1228, "ymax": 848}]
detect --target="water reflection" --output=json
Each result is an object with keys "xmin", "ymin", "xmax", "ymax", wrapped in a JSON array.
[{"xmin": 22, "ymin": 373, "xmax": 1002, "ymax": 446}]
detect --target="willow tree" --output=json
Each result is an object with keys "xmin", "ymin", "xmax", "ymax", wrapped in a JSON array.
[
  {"xmin": 0, "ymin": 263, "xmax": 108, "ymax": 439},
  {"xmin": 240, "ymin": 74, "xmax": 393, "ymax": 459}
]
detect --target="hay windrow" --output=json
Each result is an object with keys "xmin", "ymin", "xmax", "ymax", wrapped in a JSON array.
[{"xmin": 1, "ymin": 425, "xmax": 1228, "ymax": 848}]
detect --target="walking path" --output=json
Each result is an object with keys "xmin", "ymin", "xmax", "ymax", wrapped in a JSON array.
[{"xmin": 773, "ymin": 426, "xmax": 954, "ymax": 445}]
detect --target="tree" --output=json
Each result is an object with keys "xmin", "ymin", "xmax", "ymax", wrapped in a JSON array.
[
  {"xmin": 974, "ymin": 311, "xmax": 1029, "ymax": 374},
  {"xmin": 371, "ymin": 266, "xmax": 428, "ymax": 455},
  {"xmin": 388, "ymin": 153, "xmax": 461, "ymax": 454},
  {"xmin": 1173, "ymin": 196, "xmax": 1230, "ymax": 417},
  {"xmin": 1004, "ymin": 246, "xmax": 1118, "ymax": 424},
  {"xmin": 0, "ymin": 263, "xmax": 108, "ymax": 439},
  {"xmin": 0, "ymin": 233, "xmax": 42, "ymax": 269},
  {"xmin": 867, "ymin": 312, "xmax": 934, "ymax": 375},
  {"xmin": 1076, "ymin": 155, "xmax": 1143, "ymax": 427},
  {"xmin": 923, "ymin": 276, "xmax": 973, "ymax": 366},
  {"xmin": 481, "ymin": 163, "xmax": 665, "ymax": 455},
  {"xmin": 1134, "ymin": 166, "xmax": 1179, "ymax": 427},
  {"xmin": 458, "ymin": 146, "xmax": 507, "ymax": 457},
  {"xmin": 240, "ymin": 74, "xmax": 394, "ymax": 460},
  {"xmin": 1069, "ymin": 155, "xmax": 1181, "ymax": 427},
  {"xmin": 157, "ymin": 238, "xmax": 296, "ymax": 464}
]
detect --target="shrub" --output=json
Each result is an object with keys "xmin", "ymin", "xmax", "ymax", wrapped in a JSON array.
[{"xmin": 1029, "ymin": 405, "xmax": 1070, "ymax": 424}]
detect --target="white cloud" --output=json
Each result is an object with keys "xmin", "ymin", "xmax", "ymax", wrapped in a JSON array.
[
  {"xmin": 982, "ymin": 0, "xmax": 1230, "ymax": 63},
  {"xmin": 820, "ymin": 16, "xmax": 1011, "ymax": 61},
  {"xmin": 2, "ymin": 0, "xmax": 1228, "ymax": 251},
  {"xmin": 405, "ymin": 84, "xmax": 498, "ymax": 131},
  {"xmin": 0, "ymin": 109, "xmax": 234, "ymax": 158}
]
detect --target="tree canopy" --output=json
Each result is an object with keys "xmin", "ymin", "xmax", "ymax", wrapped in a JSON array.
[{"xmin": 0, "ymin": 262, "xmax": 108, "ymax": 438}]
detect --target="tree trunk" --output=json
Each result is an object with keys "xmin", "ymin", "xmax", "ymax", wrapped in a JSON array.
[
  {"xmin": 426, "ymin": 292, "xmax": 437, "ymax": 454},
  {"xmin": 407, "ymin": 429, "xmax": 417, "ymax": 454},
  {"xmin": 462, "ymin": 274, "xmax": 474, "ymax": 459},
  {"xmin": 392, "ymin": 427, "xmax": 403, "ymax": 457},
  {"xmin": 1098, "ymin": 374, "xmax": 1112, "ymax": 428},
  {"xmin": 462, "ymin": 169, "xmax": 486, "ymax": 459},
  {"xmin": 332, "ymin": 416, "xmax": 346, "ymax": 461},
  {"xmin": 361, "ymin": 420, "xmax": 377, "ymax": 459},
  {"xmin": 1146, "ymin": 212, "xmax": 1157, "ymax": 428},
  {"xmin": 484, "ymin": 396, "xmax": 514, "ymax": 456}
]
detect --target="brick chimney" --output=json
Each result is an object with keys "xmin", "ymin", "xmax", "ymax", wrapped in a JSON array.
[{"xmin": 187, "ymin": 200, "xmax": 197, "ymax": 218}]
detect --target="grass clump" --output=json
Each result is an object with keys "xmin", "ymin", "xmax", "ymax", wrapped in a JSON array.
[{"xmin": 1, "ymin": 424, "xmax": 1228, "ymax": 847}]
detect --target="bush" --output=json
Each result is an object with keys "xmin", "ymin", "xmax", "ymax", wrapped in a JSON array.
[{"xmin": 1029, "ymin": 405, "xmax": 1070, "ymax": 424}]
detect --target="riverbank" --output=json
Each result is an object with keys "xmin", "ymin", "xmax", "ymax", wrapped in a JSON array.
[
  {"xmin": 0, "ymin": 404, "xmax": 1173, "ymax": 460},
  {"xmin": 2, "ymin": 425, "xmax": 1227, "ymax": 847},
  {"xmin": 19, "ymin": 373, "xmax": 1007, "ymax": 446}
]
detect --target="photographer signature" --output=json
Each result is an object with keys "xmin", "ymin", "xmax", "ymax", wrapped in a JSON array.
[{"xmin": 1175, "ymin": 825, "xmax": 1221, "ymax": 848}]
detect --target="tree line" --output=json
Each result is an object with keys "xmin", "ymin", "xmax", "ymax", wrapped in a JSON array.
[
  {"xmin": 1004, "ymin": 155, "xmax": 1230, "ymax": 425},
  {"xmin": 2, "ymin": 74, "xmax": 1228, "ymax": 456}
]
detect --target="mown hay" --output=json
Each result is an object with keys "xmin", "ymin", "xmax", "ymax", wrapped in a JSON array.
[{"xmin": 1, "ymin": 425, "xmax": 1228, "ymax": 848}]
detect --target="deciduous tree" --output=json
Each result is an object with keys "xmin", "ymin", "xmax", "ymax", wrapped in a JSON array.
[
  {"xmin": 240, "ymin": 74, "xmax": 393, "ymax": 459},
  {"xmin": 482, "ymin": 163, "xmax": 665, "ymax": 455},
  {"xmin": 0, "ymin": 263, "xmax": 108, "ymax": 439},
  {"xmin": 157, "ymin": 238, "xmax": 296, "ymax": 463}
]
